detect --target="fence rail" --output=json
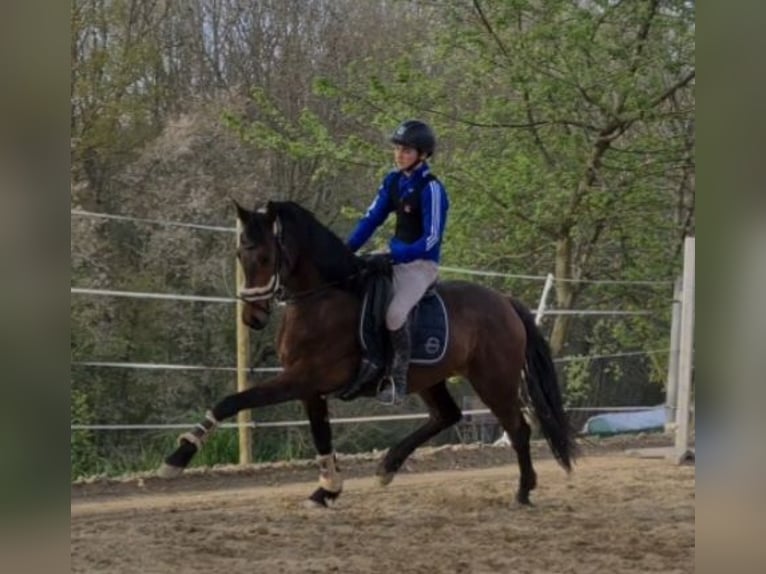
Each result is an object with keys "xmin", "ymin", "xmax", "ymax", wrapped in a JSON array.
[
  {"xmin": 71, "ymin": 209, "xmax": 674, "ymax": 286},
  {"xmin": 71, "ymin": 406, "xmax": 662, "ymax": 431},
  {"xmin": 71, "ymin": 349, "xmax": 668, "ymax": 375},
  {"xmin": 71, "ymin": 285, "xmax": 654, "ymax": 316}
]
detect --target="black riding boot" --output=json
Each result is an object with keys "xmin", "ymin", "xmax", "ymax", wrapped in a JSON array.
[
  {"xmin": 337, "ymin": 357, "xmax": 383, "ymax": 401},
  {"xmin": 377, "ymin": 321, "xmax": 410, "ymax": 405}
]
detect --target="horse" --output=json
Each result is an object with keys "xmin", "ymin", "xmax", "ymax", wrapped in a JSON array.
[{"xmin": 158, "ymin": 200, "xmax": 576, "ymax": 507}]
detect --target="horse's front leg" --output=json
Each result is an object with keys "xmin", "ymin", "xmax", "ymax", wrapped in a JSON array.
[
  {"xmin": 304, "ymin": 395, "xmax": 343, "ymax": 508},
  {"xmin": 158, "ymin": 373, "xmax": 305, "ymax": 477}
]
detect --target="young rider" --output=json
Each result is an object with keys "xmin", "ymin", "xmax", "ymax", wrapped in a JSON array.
[{"xmin": 347, "ymin": 120, "xmax": 449, "ymax": 405}]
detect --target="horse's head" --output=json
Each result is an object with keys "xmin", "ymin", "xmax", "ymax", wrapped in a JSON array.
[
  {"xmin": 235, "ymin": 198, "xmax": 364, "ymax": 328},
  {"xmin": 235, "ymin": 200, "xmax": 284, "ymax": 330}
]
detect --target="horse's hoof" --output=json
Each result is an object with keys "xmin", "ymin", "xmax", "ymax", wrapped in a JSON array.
[
  {"xmin": 515, "ymin": 492, "xmax": 533, "ymax": 506},
  {"xmin": 157, "ymin": 462, "xmax": 184, "ymax": 479},
  {"xmin": 376, "ymin": 460, "xmax": 396, "ymax": 486},
  {"xmin": 308, "ymin": 487, "xmax": 340, "ymax": 508},
  {"xmin": 303, "ymin": 498, "xmax": 329, "ymax": 510},
  {"xmin": 377, "ymin": 471, "xmax": 395, "ymax": 487}
]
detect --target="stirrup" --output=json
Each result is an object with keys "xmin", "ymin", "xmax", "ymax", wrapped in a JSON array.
[{"xmin": 376, "ymin": 376, "xmax": 405, "ymax": 406}]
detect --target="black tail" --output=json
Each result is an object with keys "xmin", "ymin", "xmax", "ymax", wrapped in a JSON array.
[{"xmin": 510, "ymin": 298, "xmax": 577, "ymax": 472}]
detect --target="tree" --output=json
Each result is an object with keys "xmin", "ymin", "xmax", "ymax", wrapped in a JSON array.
[
  {"xmin": 307, "ymin": 0, "xmax": 695, "ymax": 357},
  {"xmin": 230, "ymin": 0, "xmax": 695, "ymax": 409}
]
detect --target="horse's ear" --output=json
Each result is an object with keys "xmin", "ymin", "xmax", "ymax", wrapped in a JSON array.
[
  {"xmin": 264, "ymin": 201, "xmax": 278, "ymax": 224},
  {"xmin": 232, "ymin": 198, "xmax": 250, "ymax": 224}
]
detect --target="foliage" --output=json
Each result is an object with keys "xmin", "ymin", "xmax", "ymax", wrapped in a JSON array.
[{"xmin": 71, "ymin": 388, "xmax": 99, "ymax": 480}]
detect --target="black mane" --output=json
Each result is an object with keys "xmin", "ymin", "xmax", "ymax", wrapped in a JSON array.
[{"xmin": 272, "ymin": 201, "xmax": 361, "ymax": 284}]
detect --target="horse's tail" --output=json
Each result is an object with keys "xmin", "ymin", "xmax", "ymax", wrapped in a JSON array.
[{"xmin": 509, "ymin": 297, "xmax": 577, "ymax": 472}]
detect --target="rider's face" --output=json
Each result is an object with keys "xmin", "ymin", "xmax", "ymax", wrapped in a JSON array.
[{"xmin": 393, "ymin": 145, "xmax": 423, "ymax": 173}]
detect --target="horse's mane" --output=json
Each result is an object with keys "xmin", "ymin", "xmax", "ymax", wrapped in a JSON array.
[{"xmin": 273, "ymin": 201, "xmax": 361, "ymax": 284}]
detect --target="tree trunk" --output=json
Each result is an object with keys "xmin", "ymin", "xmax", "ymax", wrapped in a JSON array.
[{"xmin": 550, "ymin": 235, "xmax": 575, "ymax": 356}]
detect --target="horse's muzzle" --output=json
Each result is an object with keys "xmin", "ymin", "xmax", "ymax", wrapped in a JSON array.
[{"xmin": 241, "ymin": 300, "xmax": 271, "ymax": 330}]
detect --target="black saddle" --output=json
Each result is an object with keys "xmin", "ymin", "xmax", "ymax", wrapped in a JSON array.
[{"xmin": 336, "ymin": 258, "xmax": 449, "ymax": 401}]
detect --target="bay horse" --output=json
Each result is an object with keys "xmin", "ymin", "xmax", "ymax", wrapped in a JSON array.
[{"xmin": 158, "ymin": 200, "xmax": 576, "ymax": 507}]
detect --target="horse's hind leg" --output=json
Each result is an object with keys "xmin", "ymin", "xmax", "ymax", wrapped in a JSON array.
[
  {"xmin": 470, "ymin": 373, "xmax": 537, "ymax": 505},
  {"xmin": 509, "ymin": 414, "xmax": 536, "ymax": 505},
  {"xmin": 303, "ymin": 395, "xmax": 343, "ymax": 508},
  {"xmin": 377, "ymin": 380, "xmax": 462, "ymax": 486}
]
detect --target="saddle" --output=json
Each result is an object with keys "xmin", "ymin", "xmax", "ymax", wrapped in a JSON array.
[
  {"xmin": 359, "ymin": 279, "xmax": 448, "ymax": 365},
  {"xmin": 336, "ymin": 259, "xmax": 449, "ymax": 401}
]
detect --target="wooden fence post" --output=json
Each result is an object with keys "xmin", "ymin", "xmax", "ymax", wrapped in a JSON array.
[
  {"xmin": 235, "ymin": 218, "xmax": 253, "ymax": 465},
  {"xmin": 665, "ymin": 277, "xmax": 683, "ymax": 430},
  {"xmin": 673, "ymin": 236, "xmax": 695, "ymax": 463}
]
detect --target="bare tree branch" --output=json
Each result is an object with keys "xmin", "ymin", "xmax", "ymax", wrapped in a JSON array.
[
  {"xmin": 649, "ymin": 70, "xmax": 696, "ymax": 110},
  {"xmin": 471, "ymin": 0, "xmax": 513, "ymax": 63}
]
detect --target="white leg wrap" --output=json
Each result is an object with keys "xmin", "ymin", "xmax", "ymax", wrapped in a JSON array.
[
  {"xmin": 522, "ymin": 407, "xmax": 540, "ymax": 431},
  {"xmin": 179, "ymin": 432, "xmax": 202, "ymax": 449},
  {"xmin": 205, "ymin": 410, "xmax": 219, "ymax": 427},
  {"xmin": 178, "ymin": 410, "xmax": 219, "ymax": 448},
  {"xmin": 317, "ymin": 453, "xmax": 343, "ymax": 493}
]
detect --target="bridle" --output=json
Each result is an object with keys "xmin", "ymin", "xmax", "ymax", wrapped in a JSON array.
[
  {"xmin": 238, "ymin": 217, "xmax": 285, "ymax": 304},
  {"xmin": 237, "ymin": 217, "xmax": 361, "ymax": 306}
]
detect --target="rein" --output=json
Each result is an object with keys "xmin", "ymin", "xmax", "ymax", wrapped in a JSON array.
[{"xmin": 278, "ymin": 273, "xmax": 362, "ymax": 304}]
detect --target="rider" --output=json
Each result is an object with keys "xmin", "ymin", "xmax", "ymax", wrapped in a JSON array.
[{"xmin": 346, "ymin": 120, "xmax": 449, "ymax": 405}]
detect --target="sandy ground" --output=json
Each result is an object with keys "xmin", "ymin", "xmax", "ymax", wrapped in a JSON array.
[{"xmin": 71, "ymin": 445, "xmax": 695, "ymax": 574}]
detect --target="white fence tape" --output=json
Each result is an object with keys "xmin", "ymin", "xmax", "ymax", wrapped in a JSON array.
[
  {"xmin": 72, "ymin": 349, "xmax": 668, "ymax": 375},
  {"xmin": 72, "ymin": 209, "xmax": 673, "ymax": 286},
  {"xmin": 70, "ymin": 287, "xmax": 237, "ymax": 304},
  {"xmin": 71, "ymin": 406, "xmax": 659, "ymax": 431},
  {"xmin": 71, "ymin": 209, "xmax": 236, "ymax": 233},
  {"xmin": 70, "ymin": 286, "xmax": 653, "ymax": 317}
]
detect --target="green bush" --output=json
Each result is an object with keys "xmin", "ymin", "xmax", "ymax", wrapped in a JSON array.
[{"xmin": 71, "ymin": 388, "xmax": 99, "ymax": 480}]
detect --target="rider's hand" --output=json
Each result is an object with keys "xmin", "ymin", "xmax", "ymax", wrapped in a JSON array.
[{"xmin": 362, "ymin": 253, "xmax": 392, "ymax": 275}]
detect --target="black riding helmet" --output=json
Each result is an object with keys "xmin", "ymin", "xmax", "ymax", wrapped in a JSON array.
[{"xmin": 390, "ymin": 120, "xmax": 436, "ymax": 158}]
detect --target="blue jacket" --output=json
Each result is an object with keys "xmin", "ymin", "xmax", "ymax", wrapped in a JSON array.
[{"xmin": 347, "ymin": 163, "xmax": 449, "ymax": 264}]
